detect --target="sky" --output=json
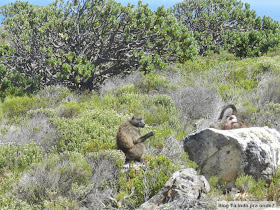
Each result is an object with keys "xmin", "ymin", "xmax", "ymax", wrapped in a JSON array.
[{"xmin": 0, "ymin": 0, "xmax": 280, "ymax": 22}]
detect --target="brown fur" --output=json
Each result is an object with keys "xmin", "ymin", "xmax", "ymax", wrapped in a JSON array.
[
  {"xmin": 116, "ymin": 115, "xmax": 154, "ymax": 162},
  {"xmin": 211, "ymin": 104, "xmax": 250, "ymax": 130}
]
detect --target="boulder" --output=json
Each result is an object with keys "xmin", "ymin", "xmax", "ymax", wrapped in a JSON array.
[
  {"xmin": 138, "ymin": 168, "xmax": 213, "ymax": 210},
  {"xmin": 184, "ymin": 127, "xmax": 280, "ymax": 183}
]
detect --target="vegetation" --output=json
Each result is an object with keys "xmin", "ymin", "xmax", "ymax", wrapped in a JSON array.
[{"xmin": 0, "ymin": 0, "xmax": 279, "ymax": 208}]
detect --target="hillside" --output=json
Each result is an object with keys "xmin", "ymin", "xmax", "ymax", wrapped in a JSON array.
[
  {"xmin": 0, "ymin": 52, "xmax": 280, "ymax": 208},
  {"xmin": 0, "ymin": 0, "xmax": 280, "ymax": 208}
]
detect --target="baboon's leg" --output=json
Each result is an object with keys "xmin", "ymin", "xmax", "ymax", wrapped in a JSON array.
[{"xmin": 126, "ymin": 143, "xmax": 145, "ymax": 162}]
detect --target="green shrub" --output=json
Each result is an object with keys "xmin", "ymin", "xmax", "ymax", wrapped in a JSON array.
[
  {"xmin": 235, "ymin": 175, "xmax": 267, "ymax": 200},
  {"xmin": 86, "ymin": 149, "xmax": 125, "ymax": 168},
  {"xmin": 257, "ymin": 56, "xmax": 280, "ymax": 73},
  {"xmin": 135, "ymin": 73, "xmax": 169, "ymax": 94},
  {"xmin": 36, "ymin": 85, "xmax": 78, "ymax": 108},
  {"xmin": 0, "ymin": 193, "xmax": 33, "ymax": 210},
  {"xmin": 15, "ymin": 151, "xmax": 92, "ymax": 206},
  {"xmin": 267, "ymin": 168, "xmax": 280, "ymax": 201},
  {"xmin": 89, "ymin": 91, "xmax": 182, "ymax": 146},
  {"xmin": 0, "ymin": 143, "xmax": 43, "ymax": 173},
  {"xmin": 52, "ymin": 109, "xmax": 124, "ymax": 153},
  {"xmin": 57, "ymin": 101, "xmax": 85, "ymax": 118},
  {"xmin": 123, "ymin": 155, "xmax": 181, "ymax": 208},
  {"xmin": 2, "ymin": 96, "xmax": 43, "ymax": 120}
]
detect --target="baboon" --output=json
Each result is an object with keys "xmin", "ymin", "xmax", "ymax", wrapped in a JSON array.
[
  {"xmin": 116, "ymin": 115, "xmax": 154, "ymax": 162},
  {"xmin": 211, "ymin": 104, "xmax": 250, "ymax": 130}
]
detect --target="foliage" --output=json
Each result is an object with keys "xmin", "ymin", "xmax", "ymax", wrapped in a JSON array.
[
  {"xmin": 225, "ymin": 24, "xmax": 280, "ymax": 57},
  {"xmin": 1, "ymin": 0, "xmax": 280, "ymax": 207},
  {"xmin": 267, "ymin": 168, "xmax": 280, "ymax": 201},
  {"xmin": 0, "ymin": 0, "xmax": 197, "ymax": 92},
  {"xmin": 52, "ymin": 108, "xmax": 123, "ymax": 153},
  {"xmin": 15, "ymin": 151, "xmax": 91, "ymax": 207},
  {"xmin": 173, "ymin": 0, "xmax": 257, "ymax": 54},
  {"xmin": 0, "ymin": 52, "xmax": 280, "ymax": 207},
  {"xmin": 235, "ymin": 175, "xmax": 267, "ymax": 200},
  {"xmin": 174, "ymin": 0, "xmax": 280, "ymax": 57},
  {"xmin": 0, "ymin": 143, "xmax": 43, "ymax": 173},
  {"xmin": 2, "ymin": 96, "xmax": 42, "ymax": 120},
  {"xmin": 0, "ymin": 193, "xmax": 33, "ymax": 210},
  {"xmin": 121, "ymin": 155, "xmax": 181, "ymax": 208},
  {"xmin": 169, "ymin": 85, "xmax": 223, "ymax": 132},
  {"xmin": 0, "ymin": 113, "xmax": 59, "ymax": 152}
]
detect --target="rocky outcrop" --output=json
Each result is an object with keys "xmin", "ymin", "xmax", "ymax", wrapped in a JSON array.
[
  {"xmin": 138, "ymin": 168, "xmax": 214, "ymax": 210},
  {"xmin": 184, "ymin": 127, "xmax": 280, "ymax": 183}
]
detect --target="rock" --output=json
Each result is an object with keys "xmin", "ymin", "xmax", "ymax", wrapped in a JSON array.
[
  {"xmin": 184, "ymin": 127, "xmax": 280, "ymax": 183},
  {"xmin": 138, "ymin": 168, "xmax": 213, "ymax": 210}
]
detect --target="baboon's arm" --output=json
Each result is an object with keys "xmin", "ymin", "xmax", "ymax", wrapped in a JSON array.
[{"xmin": 136, "ymin": 132, "xmax": 154, "ymax": 143}]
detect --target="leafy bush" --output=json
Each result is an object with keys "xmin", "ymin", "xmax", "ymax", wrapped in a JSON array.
[
  {"xmin": 15, "ymin": 151, "xmax": 91, "ymax": 207},
  {"xmin": 36, "ymin": 85, "xmax": 79, "ymax": 107},
  {"xmin": 120, "ymin": 155, "xmax": 181, "ymax": 208},
  {"xmin": 12, "ymin": 150, "xmax": 124, "ymax": 209},
  {"xmin": 267, "ymin": 168, "xmax": 280, "ymax": 201},
  {"xmin": 52, "ymin": 108, "xmax": 124, "ymax": 153},
  {"xmin": 169, "ymin": 86, "xmax": 223, "ymax": 132},
  {"xmin": 57, "ymin": 101, "xmax": 86, "ymax": 118},
  {"xmin": 2, "ymin": 96, "xmax": 43, "ymax": 120},
  {"xmin": 0, "ymin": 143, "xmax": 43, "ymax": 173},
  {"xmin": 99, "ymin": 71, "xmax": 143, "ymax": 96},
  {"xmin": 156, "ymin": 136, "xmax": 197, "ymax": 169},
  {"xmin": 235, "ymin": 175, "xmax": 267, "ymax": 200},
  {"xmin": 173, "ymin": 0, "xmax": 280, "ymax": 57},
  {"xmin": 0, "ymin": 0, "xmax": 197, "ymax": 91},
  {"xmin": 256, "ymin": 77, "xmax": 280, "ymax": 105},
  {"xmin": 0, "ymin": 193, "xmax": 32, "ymax": 210},
  {"xmin": 135, "ymin": 73, "xmax": 170, "ymax": 94},
  {"xmin": 77, "ymin": 150, "xmax": 125, "ymax": 209},
  {"xmin": 0, "ymin": 111, "xmax": 59, "ymax": 152}
]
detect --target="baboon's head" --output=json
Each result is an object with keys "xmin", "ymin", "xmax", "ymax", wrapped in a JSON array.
[
  {"xmin": 224, "ymin": 115, "xmax": 238, "ymax": 130},
  {"xmin": 131, "ymin": 114, "xmax": 145, "ymax": 128}
]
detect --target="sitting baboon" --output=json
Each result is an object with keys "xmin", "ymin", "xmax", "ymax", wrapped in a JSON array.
[
  {"xmin": 211, "ymin": 104, "xmax": 250, "ymax": 130},
  {"xmin": 116, "ymin": 114, "xmax": 154, "ymax": 162}
]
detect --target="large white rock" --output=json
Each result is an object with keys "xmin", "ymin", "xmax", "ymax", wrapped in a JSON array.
[
  {"xmin": 184, "ymin": 127, "xmax": 280, "ymax": 183},
  {"xmin": 138, "ymin": 168, "xmax": 211, "ymax": 210}
]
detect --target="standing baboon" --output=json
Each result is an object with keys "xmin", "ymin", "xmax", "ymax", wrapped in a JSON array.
[
  {"xmin": 116, "ymin": 115, "xmax": 154, "ymax": 162},
  {"xmin": 211, "ymin": 104, "xmax": 250, "ymax": 130}
]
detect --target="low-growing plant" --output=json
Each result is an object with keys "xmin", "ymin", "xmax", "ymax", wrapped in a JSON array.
[
  {"xmin": 147, "ymin": 136, "xmax": 197, "ymax": 169},
  {"xmin": 0, "ymin": 193, "xmax": 33, "ymax": 209},
  {"xmin": 0, "ymin": 142, "xmax": 43, "ymax": 173},
  {"xmin": 57, "ymin": 101, "xmax": 86, "ymax": 118},
  {"xmin": 169, "ymin": 85, "xmax": 223, "ymax": 132},
  {"xmin": 235, "ymin": 175, "xmax": 267, "ymax": 200},
  {"xmin": 15, "ymin": 151, "xmax": 92, "ymax": 207},
  {"xmin": 36, "ymin": 85, "xmax": 81, "ymax": 109},
  {"xmin": 256, "ymin": 77, "xmax": 280, "ymax": 105},
  {"xmin": 52, "ymin": 108, "xmax": 124, "ymax": 153},
  {"xmin": 99, "ymin": 71, "xmax": 142, "ymax": 96},
  {"xmin": 135, "ymin": 73, "xmax": 170, "ymax": 94},
  {"xmin": 75, "ymin": 150, "xmax": 125, "ymax": 209},
  {"xmin": 267, "ymin": 168, "xmax": 280, "ymax": 201},
  {"xmin": 121, "ymin": 155, "xmax": 181, "ymax": 208},
  {"xmin": 2, "ymin": 96, "xmax": 43, "ymax": 121},
  {"xmin": 0, "ymin": 114, "xmax": 59, "ymax": 152}
]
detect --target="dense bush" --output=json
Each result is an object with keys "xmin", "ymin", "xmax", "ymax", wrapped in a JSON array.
[
  {"xmin": 0, "ymin": 0, "xmax": 197, "ymax": 93},
  {"xmin": 0, "ymin": 143, "xmax": 43, "ymax": 173},
  {"xmin": 174, "ymin": 0, "xmax": 280, "ymax": 57},
  {"xmin": 52, "ymin": 108, "xmax": 123, "ymax": 153}
]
